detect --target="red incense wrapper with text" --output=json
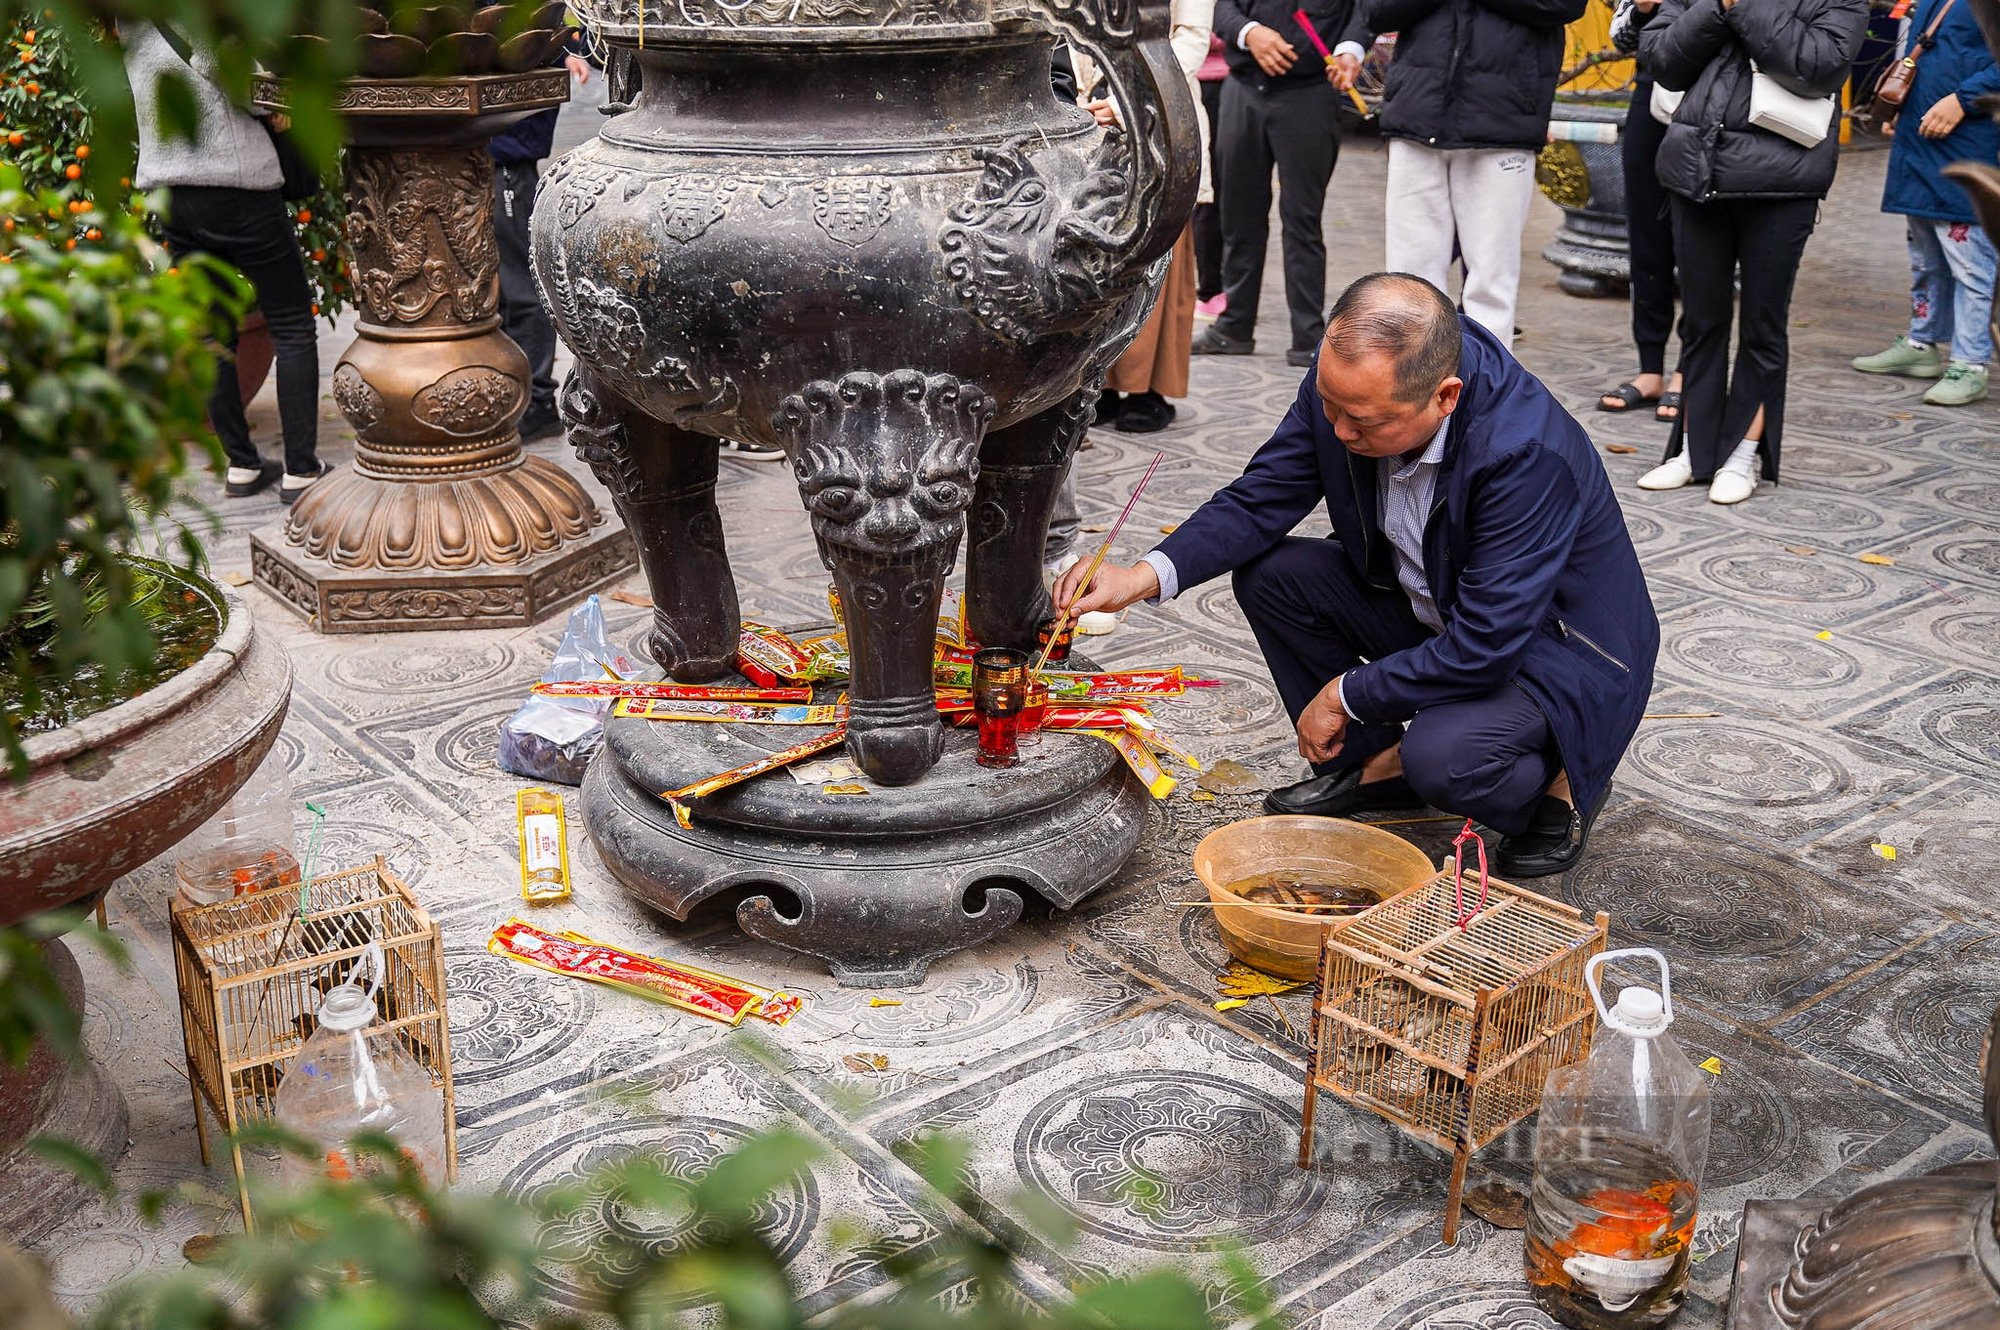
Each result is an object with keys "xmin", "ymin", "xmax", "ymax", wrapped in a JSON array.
[
  {"xmin": 488, "ymin": 918, "xmax": 802, "ymax": 1026},
  {"xmin": 535, "ymin": 680, "xmax": 812, "ymax": 703}
]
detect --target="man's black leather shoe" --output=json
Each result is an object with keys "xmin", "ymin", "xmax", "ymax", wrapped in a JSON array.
[
  {"xmin": 1263, "ymin": 769, "xmax": 1427, "ymax": 818},
  {"xmin": 1191, "ymin": 327, "xmax": 1254, "ymax": 356},
  {"xmin": 1495, "ymin": 795, "xmax": 1598, "ymax": 878}
]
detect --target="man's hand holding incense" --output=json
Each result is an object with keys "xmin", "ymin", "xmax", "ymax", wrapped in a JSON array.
[
  {"xmin": 1297, "ymin": 676, "xmax": 1350, "ymax": 765},
  {"xmin": 1052, "ymin": 560, "xmax": 1159, "ymax": 618},
  {"xmin": 1327, "ymin": 52, "xmax": 1360, "ymax": 90}
]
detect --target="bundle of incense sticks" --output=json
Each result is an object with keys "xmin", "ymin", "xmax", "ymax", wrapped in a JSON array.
[
  {"xmin": 613, "ymin": 697, "xmax": 847, "ymax": 726},
  {"xmin": 489, "ymin": 919, "xmax": 803, "ymax": 1027},
  {"xmin": 1293, "ymin": 8, "xmax": 1374, "ymax": 116},
  {"xmin": 1034, "ymin": 450, "xmax": 1166, "ymax": 674},
  {"xmin": 659, "ymin": 728, "xmax": 849, "ymax": 827},
  {"xmin": 537, "ymin": 681, "xmax": 814, "ymax": 703},
  {"xmin": 933, "ymin": 663, "xmax": 1216, "ymax": 700}
]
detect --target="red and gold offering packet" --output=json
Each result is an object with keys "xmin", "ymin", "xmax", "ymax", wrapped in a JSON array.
[
  {"xmin": 660, "ymin": 727, "xmax": 849, "ymax": 827},
  {"xmin": 933, "ymin": 663, "xmax": 1214, "ymax": 701},
  {"xmin": 516, "ymin": 788, "xmax": 572, "ymax": 904},
  {"xmin": 536, "ymin": 681, "xmax": 812, "ymax": 703},
  {"xmin": 738, "ymin": 622, "xmax": 819, "ymax": 682},
  {"xmin": 487, "ymin": 919, "xmax": 802, "ymax": 1026},
  {"xmin": 613, "ymin": 697, "xmax": 847, "ymax": 725},
  {"xmin": 1082, "ymin": 728, "xmax": 1179, "ymax": 799}
]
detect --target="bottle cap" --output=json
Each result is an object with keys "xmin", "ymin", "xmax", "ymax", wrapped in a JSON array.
[
  {"xmin": 316, "ymin": 983, "xmax": 376, "ymax": 1032},
  {"xmin": 1613, "ymin": 986, "xmax": 1668, "ymax": 1035}
]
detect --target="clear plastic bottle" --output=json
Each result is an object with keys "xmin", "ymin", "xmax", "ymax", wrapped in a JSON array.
[
  {"xmin": 1526, "ymin": 948, "xmax": 1711, "ymax": 1329},
  {"xmin": 272, "ymin": 942, "xmax": 447, "ymax": 1188}
]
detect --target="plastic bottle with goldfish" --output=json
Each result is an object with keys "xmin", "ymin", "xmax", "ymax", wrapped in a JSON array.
[{"xmin": 1526, "ymin": 948, "xmax": 1711, "ymax": 1329}]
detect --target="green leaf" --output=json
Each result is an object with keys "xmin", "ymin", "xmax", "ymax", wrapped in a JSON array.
[{"xmin": 27, "ymin": 1134, "xmax": 115, "ymax": 1196}]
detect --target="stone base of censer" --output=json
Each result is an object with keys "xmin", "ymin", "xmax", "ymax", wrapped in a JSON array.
[{"xmin": 582, "ymin": 665, "xmax": 1147, "ymax": 986}]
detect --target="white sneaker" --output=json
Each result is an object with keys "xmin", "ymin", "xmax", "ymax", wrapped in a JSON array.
[
  {"xmin": 1707, "ymin": 466, "xmax": 1757, "ymax": 505},
  {"xmin": 1042, "ymin": 550, "xmax": 1080, "ymax": 590},
  {"xmin": 1636, "ymin": 453, "xmax": 1692, "ymax": 490},
  {"xmin": 1076, "ymin": 608, "xmax": 1121, "ymax": 636}
]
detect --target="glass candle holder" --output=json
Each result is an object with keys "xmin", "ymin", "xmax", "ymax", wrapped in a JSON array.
[
  {"xmin": 1020, "ymin": 679, "xmax": 1050, "ymax": 742},
  {"xmin": 1036, "ymin": 615, "xmax": 1077, "ymax": 664},
  {"xmin": 972, "ymin": 647, "xmax": 1028, "ymax": 768}
]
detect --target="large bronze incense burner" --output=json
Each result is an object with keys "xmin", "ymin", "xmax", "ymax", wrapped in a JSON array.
[{"xmin": 543, "ymin": 0, "xmax": 1199, "ymax": 981}]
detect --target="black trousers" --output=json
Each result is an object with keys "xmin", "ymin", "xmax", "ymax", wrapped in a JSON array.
[
  {"xmin": 495, "ymin": 159, "xmax": 557, "ymax": 414},
  {"xmin": 163, "ymin": 186, "xmax": 320, "ymax": 475},
  {"xmin": 1623, "ymin": 81, "xmax": 1682, "ymax": 378},
  {"xmin": 1232, "ymin": 537, "xmax": 1558, "ymax": 836},
  {"xmin": 1213, "ymin": 76, "xmax": 1341, "ymax": 352},
  {"xmin": 1668, "ymin": 193, "xmax": 1818, "ymax": 482},
  {"xmin": 1193, "ymin": 75, "xmax": 1226, "ymax": 300}
]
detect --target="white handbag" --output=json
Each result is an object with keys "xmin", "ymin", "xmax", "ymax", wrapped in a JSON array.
[
  {"xmin": 1650, "ymin": 82, "xmax": 1685, "ymax": 124},
  {"xmin": 1747, "ymin": 63, "xmax": 1837, "ymax": 148}
]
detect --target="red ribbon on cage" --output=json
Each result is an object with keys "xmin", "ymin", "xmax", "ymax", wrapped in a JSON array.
[{"xmin": 1450, "ymin": 818, "xmax": 1489, "ymax": 931}]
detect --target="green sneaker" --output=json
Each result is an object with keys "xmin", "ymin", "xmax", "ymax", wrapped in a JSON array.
[
  {"xmin": 1923, "ymin": 361, "xmax": 1989, "ymax": 406},
  {"xmin": 1852, "ymin": 336, "xmax": 1947, "ymax": 378}
]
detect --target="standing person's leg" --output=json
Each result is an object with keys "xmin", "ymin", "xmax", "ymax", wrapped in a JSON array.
[
  {"xmin": 1194, "ymin": 76, "xmax": 1226, "ymax": 302},
  {"xmin": 1854, "ymin": 217, "xmax": 1952, "ymax": 378},
  {"xmin": 1043, "ymin": 470, "xmax": 1080, "ymax": 570},
  {"xmin": 1926, "ymin": 219, "xmax": 1996, "ymax": 405},
  {"xmin": 1448, "ymin": 147, "xmax": 1536, "ymax": 349},
  {"xmin": 1649, "ymin": 195, "xmax": 1737, "ymax": 484},
  {"xmin": 1712, "ymin": 196, "xmax": 1816, "ymax": 490},
  {"xmin": 1383, "ymin": 139, "xmax": 1456, "ymax": 296},
  {"xmin": 495, "ymin": 159, "xmax": 558, "ymax": 429},
  {"xmin": 1208, "ymin": 78, "xmax": 1274, "ymax": 348},
  {"xmin": 162, "ymin": 189, "xmax": 268, "ymax": 487},
  {"xmin": 1231, "ymin": 536, "xmax": 1431, "ymax": 775},
  {"xmin": 1268, "ymin": 79, "xmax": 1340, "ymax": 360},
  {"xmin": 1622, "ymin": 92, "xmax": 1678, "ymax": 385}
]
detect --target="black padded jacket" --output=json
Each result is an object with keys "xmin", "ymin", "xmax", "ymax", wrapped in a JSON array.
[
  {"xmin": 1640, "ymin": 0, "xmax": 1869, "ymax": 201},
  {"xmin": 1362, "ymin": 0, "xmax": 1589, "ymax": 150}
]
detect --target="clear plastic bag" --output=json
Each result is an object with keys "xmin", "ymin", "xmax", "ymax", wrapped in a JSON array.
[
  {"xmin": 497, "ymin": 595, "xmax": 657, "ymax": 786},
  {"xmin": 174, "ymin": 749, "xmax": 300, "ymax": 908}
]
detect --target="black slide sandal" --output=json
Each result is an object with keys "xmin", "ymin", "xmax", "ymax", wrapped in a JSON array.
[
  {"xmin": 1655, "ymin": 390, "xmax": 1682, "ymax": 423},
  {"xmin": 1597, "ymin": 382, "xmax": 1660, "ymax": 413}
]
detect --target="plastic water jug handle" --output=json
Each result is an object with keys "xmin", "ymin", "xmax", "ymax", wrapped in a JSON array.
[
  {"xmin": 1586, "ymin": 947, "xmax": 1673, "ymax": 1036},
  {"xmin": 343, "ymin": 939, "xmax": 385, "ymax": 1006}
]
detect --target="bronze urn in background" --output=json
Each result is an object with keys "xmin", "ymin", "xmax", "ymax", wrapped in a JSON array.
[
  {"xmin": 540, "ymin": 0, "xmax": 1199, "ymax": 981},
  {"xmin": 251, "ymin": 4, "xmax": 635, "ymax": 631}
]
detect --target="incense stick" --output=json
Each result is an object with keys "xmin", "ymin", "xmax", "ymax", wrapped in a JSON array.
[
  {"xmin": 1035, "ymin": 449, "xmax": 1165, "ymax": 674},
  {"xmin": 1174, "ymin": 900, "xmax": 1371, "ymax": 911}
]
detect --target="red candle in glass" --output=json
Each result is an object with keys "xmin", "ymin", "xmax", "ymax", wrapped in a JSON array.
[
  {"xmin": 1036, "ymin": 616, "xmax": 1076, "ymax": 664},
  {"xmin": 972, "ymin": 647, "xmax": 1028, "ymax": 768}
]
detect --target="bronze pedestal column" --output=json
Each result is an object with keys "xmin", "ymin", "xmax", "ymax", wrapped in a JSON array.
[{"xmin": 250, "ymin": 70, "xmax": 633, "ymax": 631}]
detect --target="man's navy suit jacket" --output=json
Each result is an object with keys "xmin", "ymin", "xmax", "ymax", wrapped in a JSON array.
[{"xmin": 1154, "ymin": 321, "xmax": 1659, "ymax": 818}]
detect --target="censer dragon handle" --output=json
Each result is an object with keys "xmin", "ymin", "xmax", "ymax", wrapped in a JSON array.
[{"xmin": 1028, "ymin": 0, "xmax": 1202, "ymax": 278}]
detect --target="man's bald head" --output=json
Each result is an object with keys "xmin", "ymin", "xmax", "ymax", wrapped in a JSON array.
[{"xmin": 1322, "ymin": 273, "xmax": 1462, "ymax": 405}]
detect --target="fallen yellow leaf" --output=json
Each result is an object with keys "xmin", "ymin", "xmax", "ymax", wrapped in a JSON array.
[
  {"xmin": 1871, "ymin": 842, "xmax": 1898, "ymax": 861},
  {"xmin": 1604, "ymin": 443, "xmax": 1638, "ymax": 455},
  {"xmin": 1698, "ymin": 1056, "xmax": 1723, "ymax": 1076},
  {"xmin": 868, "ymin": 997, "xmax": 902, "ymax": 1007},
  {"xmin": 1213, "ymin": 998, "xmax": 1247, "ymax": 1011},
  {"xmin": 1159, "ymin": 523, "xmax": 1179, "ymax": 535},
  {"xmin": 1859, "ymin": 553, "xmax": 1896, "ymax": 566},
  {"xmin": 1784, "ymin": 545, "xmax": 1816, "ymax": 557},
  {"xmin": 1814, "ymin": 630, "xmax": 1834, "ymax": 641},
  {"xmin": 1188, "ymin": 790, "xmax": 1216, "ymax": 803}
]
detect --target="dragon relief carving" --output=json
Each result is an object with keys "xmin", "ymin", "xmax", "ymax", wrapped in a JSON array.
[
  {"xmin": 939, "ymin": 133, "xmax": 1133, "ymax": 344},
  {"xmin": 344, "ymin": 147, "xmax": 500, "ymax": 327},
  {"xmin": 775, "ymin": 370, "xmax": 996, "ymax": 555},
  {"xmin": 558, "ymin": 369, "xmax": 642, "ymax": 503}
]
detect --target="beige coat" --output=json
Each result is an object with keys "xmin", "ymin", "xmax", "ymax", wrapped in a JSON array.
[{"xmin": 1071, "ymin": 0, "xmax": 1216, "ymax": 205}]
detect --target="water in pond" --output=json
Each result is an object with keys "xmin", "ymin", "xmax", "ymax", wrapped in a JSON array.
[
  {"xmin": 1224, "ymin": 871, "xmax": 1382, "ymax": 915},
  {"xmin": 0, "ymin": 563, "xmax": 222, "ymax": 739}
]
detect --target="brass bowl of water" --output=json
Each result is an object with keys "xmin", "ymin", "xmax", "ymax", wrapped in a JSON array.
[{"xmin": 1192, "ymin": 815, "xmax": 1437, "ymax": 980}]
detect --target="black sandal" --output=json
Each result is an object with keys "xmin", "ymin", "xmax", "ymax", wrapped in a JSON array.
[
  {"xmin": 1597, "ymin": 381, "xmax": 1661, "ymax": 413},
  {"xmin": 1655, "ymin": 391, "xmax": 1682, "ymax": 423}
]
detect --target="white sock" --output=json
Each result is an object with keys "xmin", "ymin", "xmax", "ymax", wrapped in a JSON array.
[
  {"xmin": 1721, "ymin": 438, "xmax": 1759, "ymax": 476},
  {"xmin": 227, "ymin": 466, "xmax": 261, "ymax": 485}
]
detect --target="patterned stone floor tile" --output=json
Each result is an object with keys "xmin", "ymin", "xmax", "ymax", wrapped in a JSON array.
[
  {"xmin": 867, "ymin": 1004, "xmax": 1444, "ymax": 1308},
  {"xmin": 1839, "ymin": 588, "xmax": 2000, "ymax": 677},
  {"xmin": 1832, "ymin": 667, "xmax": 2000, "ymax": 786},
  {"xmin": 1651, "ymin": 599, "xmax": 1945, "ymax": 725},
  {"xmin": 1772, "ymin": 921, "xmax": 2000, "ymax": 1128},
  {"xmin": 1793, "ymin": 776, "xmax": 2000, "ymax": 930},
  {"xmin": 1552, "ymin": 803, "xmax": 1944, "ymax": 1023},
  {"xmin": 1636, "ymin": 540, "xmax": 1931, "ymax": 630},
  {"xmin": 1859, "ymin": 517, "xmax": 2000, "ymax": 594}
]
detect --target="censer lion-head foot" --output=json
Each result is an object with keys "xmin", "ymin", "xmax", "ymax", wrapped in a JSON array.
[{"xmin": 776, "ymin": 370, "xmax": 997, "ymax": 556}]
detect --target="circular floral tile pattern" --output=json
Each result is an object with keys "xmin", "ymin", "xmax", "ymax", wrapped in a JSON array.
[
  {"xmin": 502, "ymin": 1113, "xmax": 819, "ymax": 1306},
  {"xmin": 1783, "ymin": 443, "xmax": 1897, "ymax": 482},
  {"xmin": 1932, "ymin": 481, "xmax": 2000, "ymax": 522},
  {"xmin": 812, "ymin": 964, "xmax": 1035, "ymax": 1049},
  {"xmin": 1627, "ymin": 726, "xmax": 1849, "ymax": 806},
  {"xmin": 1935, "ymin": 537, "xmax": 2000, "ymax": 586},
  {"xmin": 1886, "ymin": 977, "xmax": 1995, "ymax": 1104},
  {"xmin": 325, "ymin": 640, "xmax": 519, "ymax": 694},
  {"xmin": 1373, "ymin": 1285, "xmax": 1556, "ymax": 1329},
  {"xmin": 1665, "ymin": 627, "xmax": 1859, "ymax": 692},
  {"xmin": 447, "ymin": 945, "xmax": 595, "ymax": 1086},
  {"xmin": 1697, "ymin": 552, "xmax": 1873, "ymax": 604},
  {"xmin": 1921, "ymin": 701, "xmax": 2000, "ymax": 771},
  {"xmin": 1931, "ymin": 612, "xmax": 2000, "ymax": 669},
  {"xmin": 1019, "ymin": 1071, "xmax": 1323, "ymax": 1249},
  {"xmin": 1565, "ymin": 853, "xmax": 1820, "ymax": 962},
  {"xmin": 1702, "ymin": 1060, "xmax": 1802, "ymax": 1190}
]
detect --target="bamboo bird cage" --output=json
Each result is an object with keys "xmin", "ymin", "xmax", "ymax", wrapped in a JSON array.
[
  {"xmin": 170, "ymin": 857, "xmax": 457, "ymax": 1226},
  {"xmin": 1300, "ymin": 860, "xmax": 1608, "ymax": 1243}
]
